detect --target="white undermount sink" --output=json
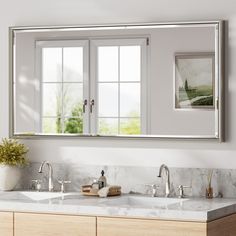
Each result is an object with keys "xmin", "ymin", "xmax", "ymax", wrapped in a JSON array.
[
  {"xmin": 19, "ymin": 191, "xmax": 81, "ymax": 201},
  {"xmin": 106, "ymin": 195, "xmax": 188, "ymax": 208},
  {"xmin": 7, "ymin": 192, "xmax": 189, "ymax": 208}
]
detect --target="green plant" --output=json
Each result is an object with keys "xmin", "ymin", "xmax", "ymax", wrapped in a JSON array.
[
  {"xmin": 64, "ymin": 102, "xmax": 83, "ymax": 134},
  {"xmin": 0, "ymin": 138, "xmax": 28, "ymax": 166}
]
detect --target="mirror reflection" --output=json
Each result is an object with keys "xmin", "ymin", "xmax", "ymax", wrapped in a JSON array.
[{"xmin": 11, "ymin": 22, "xmax": 223, "ymax": 139}]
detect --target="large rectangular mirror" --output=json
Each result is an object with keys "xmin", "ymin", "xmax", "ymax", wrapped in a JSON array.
[{"xmin": 9, "ymin": 21, "xmax": 224, "ymax": 140}]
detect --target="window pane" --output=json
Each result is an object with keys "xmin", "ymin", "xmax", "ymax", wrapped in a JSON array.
[
  {"xmin": 64, "ymin": 117, "xmax": 83, "ymax": 134},
  {"xmin": 98, "ymin": 46, "xmax": 118, "ymax": 82},
  {"xmin": 98, "ymin": 118, "xmax": 118, "ymax": 135},
  {"xmin": 120, "ymin": 118, "xmax": 140, "ymax": 135},
  {"xmin": 63, "ymin": 47, "xmax": 83, "ymax": 82},
  {"xmin": 120, "ymin": 46, "xmax": 141, "ymax": 82},
  {"xmin": 42, "ymin": 117, "xmax": 62, "ymax": 133},
  {"xmin": 63, "ymin": 83, "xmax": 83, "ymax": 117},
  {"xmin": 120, "ymin": 83, "xmax": 140, "ymax": 117},
  {"xmin": 42, "ymin": 84, "xmax": 62, "ymax": 116},
  {"xmin": 42, "ymin": 48, "xmax": 62, "ymax": 82},
  {"xmin": 98, "ymin": 83, "xmax": 118, "ymax": 117}
]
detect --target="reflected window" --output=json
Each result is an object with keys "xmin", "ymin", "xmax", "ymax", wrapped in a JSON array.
[
  {"xmin": 97, "ymin": 45, "xmax": 143, "ymax": 135},
  {"xmin": 36, "ymin": 38, "xmax": 147, "ymax": 135},
  {"xmin": 36, "ymin": 40, "xmax": 88, "ymax": 134}
]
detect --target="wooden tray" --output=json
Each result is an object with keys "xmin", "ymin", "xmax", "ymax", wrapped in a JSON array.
[
  {"xmin": 81, "ymin": 185, "xmax": 121, "ymax": 197},
  {"xmin": 82, "ymin": 191, "xmax": 121, "ymax": 197}
]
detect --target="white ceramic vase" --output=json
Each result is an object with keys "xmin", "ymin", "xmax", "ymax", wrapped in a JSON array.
[{"xmin": 0, "ymin": 164, "xmax": 21, "ymax": 191}]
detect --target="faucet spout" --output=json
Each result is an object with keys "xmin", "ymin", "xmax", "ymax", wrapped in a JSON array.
[
  {"xmin": 38, "ymin": 161, "xmax": 54, "ymax": 192},
  {"xmin": 158, "ymin": 164, "xmax": 170, "ymax": 197}
]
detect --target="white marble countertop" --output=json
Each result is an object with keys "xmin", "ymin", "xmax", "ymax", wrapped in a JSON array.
[{"xmin": 0, "ymin": 191, "xmax": 236, "ymax": 222}]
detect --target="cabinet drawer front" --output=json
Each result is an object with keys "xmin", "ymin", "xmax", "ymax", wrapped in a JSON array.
[
  {"xmin": 0, "ymin": 212, "xmax": 13, "ymax": 236},
  {"xmin": 97, "ymin": 217, "xmax": 207, "ymax": 236},
  {"xmin": 15, "ymin": 213, "xmax": 96, "ymax": 236}
]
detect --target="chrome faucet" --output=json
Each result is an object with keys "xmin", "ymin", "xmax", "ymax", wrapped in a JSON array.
[
  {"xmin": 38, "ymin": 161, "xmax": 54, "ymax": 192},
  {"xmin": 157, "ymin": 164, "xmax": 171, "ymax": 197}
]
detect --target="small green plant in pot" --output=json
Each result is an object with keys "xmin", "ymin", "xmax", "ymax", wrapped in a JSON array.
[{"xmin": 0, "ymin": 138, "xmax": 28, "ymax": 191}]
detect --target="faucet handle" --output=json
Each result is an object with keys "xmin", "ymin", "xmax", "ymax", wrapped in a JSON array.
[
  {"xmin": 57, "ymin": 180, "xmax": 71, "ymax": 193},
  {"xmin": 145, "ymin": 184, "xmax": 159, "ymax": 197},
  {"xmin": 177, "ymin": 185, "xmax": 192, "ymax": 198},
  {"xmin": 31, "ymin": 179, "xmax": 42, "ymax": 191}
]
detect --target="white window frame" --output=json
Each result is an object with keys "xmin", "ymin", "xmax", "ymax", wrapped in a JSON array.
[
  {"xmin": 90, "ymin": 38, "xmax": 148, "ymax": 135},
  {"xmin": 35, "ymin": 40, "xmax": 89, "ymax": 134}
]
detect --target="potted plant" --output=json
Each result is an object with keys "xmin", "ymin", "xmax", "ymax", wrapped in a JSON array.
[{"xmin": 0, "ymin": 138, "xmax": 28, "ymax": 191}]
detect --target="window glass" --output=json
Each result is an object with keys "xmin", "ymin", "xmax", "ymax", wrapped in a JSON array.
[
  {"xmin": 42, "ymin": 48, "xmax": 62, "ymax": 82},
  {"xmin": 98, "ymin": 46, "xmax": 118, "ymax": 82},
  {"xmin": 120, "ymin": 46, "xmax": 141, "ymax": 82}
]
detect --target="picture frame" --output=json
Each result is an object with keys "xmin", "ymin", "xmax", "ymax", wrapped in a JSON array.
[{"xmin": 174, "ymin": 52, "xmax": 215, "ymax": 109}]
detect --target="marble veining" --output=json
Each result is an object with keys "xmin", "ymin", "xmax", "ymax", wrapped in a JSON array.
[
  {"xmin": 0, "ymin": 191, "xmax": 236, "ymax": 221},
  {"xmin": 16, "ymin": 163, "xmax": 236, "ymax": 198}
]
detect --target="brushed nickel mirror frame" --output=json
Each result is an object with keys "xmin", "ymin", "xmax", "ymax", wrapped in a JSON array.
[{"xmin": 9, "ymin": 20, "xmax": 225, "ymax": 141}]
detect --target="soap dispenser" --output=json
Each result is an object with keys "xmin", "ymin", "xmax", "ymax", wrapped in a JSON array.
[{"xmin": 98, "ymin": 170, "xmax": 107, "ymax": 188}]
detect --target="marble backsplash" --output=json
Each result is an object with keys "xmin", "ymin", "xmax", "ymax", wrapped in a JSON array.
[{"xmin": 16, "ymin": 162, "xmax": 236, "ymax": 198}]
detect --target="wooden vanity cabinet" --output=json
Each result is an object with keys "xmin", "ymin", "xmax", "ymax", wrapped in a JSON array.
[
  {"xmin": 1, "ymin": 211, "xmax": 235, "ymax": 236},
  {"xmin": 14, "ymin": 213, "xmax": 96, "ymax": 236},
  {"xmin": 0, "ymin": 212, "xmax": 13, "ymax": 236}
]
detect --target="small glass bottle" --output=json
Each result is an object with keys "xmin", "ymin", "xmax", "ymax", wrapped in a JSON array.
[
  {"xmin": 206, "ymin": 185, "xmax": 213, "ymax": 199},
  {"xmin": 206, "ymin": 170, "xmax": 214, "ymax": 199},
  {"xmin": 98, "ymin": 170, "xmax": 107, "ymax": 189}
]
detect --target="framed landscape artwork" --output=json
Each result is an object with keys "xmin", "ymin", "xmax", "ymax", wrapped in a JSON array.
[{"xmin": 175, "ymin": 52, "xmax": 215, "ymax": 109}]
